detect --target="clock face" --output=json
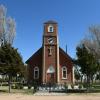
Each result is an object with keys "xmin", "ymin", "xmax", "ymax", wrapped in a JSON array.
[{"xmin": 48, "ymin": 37, "xmax": 54, "ymax": 44}]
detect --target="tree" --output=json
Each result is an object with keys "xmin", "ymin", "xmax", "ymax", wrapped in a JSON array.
[
  {"xmin": 74, "ymin": 66, "xmax": 81, "ymax": 82},
  {"xmin": 0, "ymin": 5, "xmax": 16, "ymax": 45},
  {"xmin": 76, "ymin": 44, "xmax": 97, "ymax": 86},
  {"xmin": 81, "ymin": 25, "xmax": 100, "ymax": 62},
  {"xmin": 73, "ymin": 60, "xmax": 82, "ymax": 82},
  {"xmin": 0, "ymin": 43, "xmax": 24, "ymax": 92},
  {"xmin": 81, "ymin": 25, "xmax": 100, "ymax": 82}
]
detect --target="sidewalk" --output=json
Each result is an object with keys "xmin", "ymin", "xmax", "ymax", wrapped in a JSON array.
[{"xmin": 33, "ymin": 91, "xmax": 67, "ymax": 96}]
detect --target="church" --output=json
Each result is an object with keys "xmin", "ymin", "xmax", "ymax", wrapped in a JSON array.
[{"xmin": 26, "ymin": 20, "xmax": 74, "ymax": 85}]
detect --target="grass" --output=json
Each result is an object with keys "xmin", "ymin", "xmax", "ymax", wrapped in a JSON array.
[
  {"xmin": 92, "ymin": 85, "xmax": 100, "ymax": 89},
  {"xmin": 0, "ymin": 84, "xmax": 100, "ymax": 94},
  {"xmin": 0, "ymin": 86, "xmax": 34, "ymax": 94}
]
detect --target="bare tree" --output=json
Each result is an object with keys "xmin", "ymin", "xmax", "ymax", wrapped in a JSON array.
[
  {"xmin": 81, "ymin": 25, "xmax": 100, "ymax": 82},
  {"xmin": 0, "ymin": 5, "xmax": 16, "ymax": 45},
  {"xmin": 81, "ymin": 25, "xmax": 100, "ymax": 61},
  {"xmin": 6, "ymin": 17, "xmax": 16, "ymax": 44},
  {"xmin": 0, "ymin": 5, "xmax": 6, "ymax": 45}
]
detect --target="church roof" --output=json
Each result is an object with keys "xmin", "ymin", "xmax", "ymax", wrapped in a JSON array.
[
  {"xmin": 44, "ymin": 20, "xmax": 57, "ymax": 24},
  {"xmin": 59, "ymin": 47, "xmax": 73, "ymax": 62},
  {"xmin": 26, "ymin": 47, "xmax": 42, "ymax": 64},
  {"xmin": 26, "ymin": 47, "xmax": 73, "ymax": 64}
]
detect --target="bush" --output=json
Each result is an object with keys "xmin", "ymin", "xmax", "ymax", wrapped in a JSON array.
[
  {"xmin": 17, "ymin": 83, "xmax": 23, "ymax": 89},
  {"xmin": 64, "ymin": 83, "xmax": 68, "ymax": 90},
  {"xmin": 28, "ymin": 84, "xmax": 31, "ymax": 89},
  {"xmin": 11, "ymin": 84, "xmax": 16, "ymax": 89},
  {"xmin": 67, "ymin": 89, "xmax": 86, "ymax": 93},
  {"xmin": 79, "ymin": 84, "xmax": 82, "ymax": 89},
  {"xmin": 11, "ymin": 83, "xmax": 23, "ymax": 89},
  {"xmin": 71, "ymin": 84, "xmax": 74, "ymax": 89},
  {"xmin": 82, "ymin": 83, "xmax": 88, "ymax": 88},
  {"xmin": 92, "ymin": 85, "xmax": 100, "ymax": 89}
]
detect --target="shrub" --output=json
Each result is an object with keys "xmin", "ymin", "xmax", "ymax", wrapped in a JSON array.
[
  {"xmin": 64, "ymin": 83, "xmax": 68, "ymax": 90},
  {"xmin": 18, "ymin": 83, "xmax": 23, "ymax": 89},
  {"xmin": 28, "ymin": 84, "xmax": 31, "ymax": 89},
  {"xmin": 71, "ymin": 84, "xmax": 74, "ymax": 89},
  {"xmin": 79, "ymin": 84, "xmax": 82, "ymax": 89},
  {"xmin": 11, "ymin": 83, "xmax": 23, "ymax": 89},
  {"xmin": 11, "ymin": 83, "xmax": 16, "ymax": 89}
]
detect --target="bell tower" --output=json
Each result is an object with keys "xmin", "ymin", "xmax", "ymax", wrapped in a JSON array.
[{"xmin": 42, "ymin": 20, "xmax": 60, "ymax": 84}]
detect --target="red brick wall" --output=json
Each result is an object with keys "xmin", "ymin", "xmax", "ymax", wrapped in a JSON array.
[
  {"xmin": 59, "ymin": 49, "xmax": 73, "ymax": 84},
  {"xmin": 27, "ymin": 48, "xmax": 42, "ymax": 85},
  {"xmin": 44, "ymin": 45, "xmax": 57, "ymax": 83},
  {"xmin": 27, "ymin": 47, "xmax": 73, "ymax": 85}
]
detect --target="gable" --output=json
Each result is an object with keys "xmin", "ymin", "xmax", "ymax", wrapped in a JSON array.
[
  {"xmin": 59, "ymin": 47, "xmax": 73, "ymax": 65},
  {"xmin": 26, "ymin": 47, "xmax": 73, "ymax": 65},
  {"xmin": 25, "ymin": 47, "xmax": 42, "ymax": 64}
]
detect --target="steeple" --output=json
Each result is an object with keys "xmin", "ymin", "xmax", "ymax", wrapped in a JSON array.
[{"xmin": 42, "ymin": 20, "xmax": 59, "ymax": 83}]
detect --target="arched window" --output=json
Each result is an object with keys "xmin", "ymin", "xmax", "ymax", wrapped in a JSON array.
[
  {"xmin": 62, "ymin": 66, "xmax": 67, "ymax": 79},
  {"xmin": 48, "ymin": 25, "xmax": 54, "ymax": 32},
  {"xmin": 34, "ymin": 67, "xmax": 39, "ymax": 79}
]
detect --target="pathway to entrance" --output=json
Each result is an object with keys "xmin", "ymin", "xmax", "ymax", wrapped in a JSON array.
[
  {"xmin": 34, "ymin": 85, "xmax": 67, "ymax": 96},
  {"xmin": 33, "ymin": 91, "xmax": 67, "ymax": 96}
]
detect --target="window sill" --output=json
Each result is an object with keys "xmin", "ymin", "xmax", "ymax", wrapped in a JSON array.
[{"xmin": 62, "ymin": 78, "xmax": 67, "ymax": 80}]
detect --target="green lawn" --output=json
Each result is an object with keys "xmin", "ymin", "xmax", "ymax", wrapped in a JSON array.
[{"xmin": 0, "ymin": 86, "xmax": 34, "ymax": 94}]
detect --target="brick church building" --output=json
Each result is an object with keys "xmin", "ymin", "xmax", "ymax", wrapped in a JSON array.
[{"xmin": 26, "ymin": 20, "xmax": 74, "ymax": 85}]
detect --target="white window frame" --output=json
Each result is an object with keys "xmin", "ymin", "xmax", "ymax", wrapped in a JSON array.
[
  {"xmin": 48, "ymin": 25, "xmax": 54, "ymax": 32},
  {"xmin": 34, "ymin": 66, "xmax": 39, "ymax": 79},
  {"xmin": 62, "ymin": 66, "xmax": 67, "ymax": 79}
]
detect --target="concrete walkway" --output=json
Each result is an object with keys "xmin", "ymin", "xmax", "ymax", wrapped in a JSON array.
[{"xmin": 33, "ymin": 91, "xmax": 67, "ymax": 96}]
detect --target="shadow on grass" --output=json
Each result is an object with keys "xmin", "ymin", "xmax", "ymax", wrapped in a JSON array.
[
  {"xmin": 0, "ymin": 88, "xmax": 34, "ymax": 94},
  {"xmin": 0, "ymin": 90, "xmax": 8, "ymax": 92}
]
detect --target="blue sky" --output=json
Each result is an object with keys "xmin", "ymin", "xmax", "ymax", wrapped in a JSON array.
[{"xmin": 0, "ymin": 0, "xmax": 100, "ymax": 62}]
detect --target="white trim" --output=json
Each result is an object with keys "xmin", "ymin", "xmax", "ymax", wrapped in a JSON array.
[
  {"xmin": 72, "ymin": 66, "xmax": 75, "ymax": 83},
  {"xmin": 34, "ymin": 66, "xmax": 39, "ymax": 79},
  {"xmin": 57, "ymin": 36, "xmax": 60, "ymax": 83},
  {"xmin": 42, "ymin": 36, "xmax": 46, "ymax": 83},
  {"xmin": 43, "ymin": 45, "xmax": 45, "ymax": 83},
  {"xmin": 62, "ymin": 66, "xmax": 67, "ymax": 79},
  {"xmin": 48, "ymin": 25, "xmax": 54, "ymax": 32}
]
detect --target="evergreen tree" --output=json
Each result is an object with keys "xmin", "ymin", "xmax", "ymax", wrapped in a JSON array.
[
  {"xmin": 0, "ymin": 43, "xmax": 24, "ymax": 92},
  {"xmin": 76, "ymin": 44, "xmax": 97, "ymax": 86}
]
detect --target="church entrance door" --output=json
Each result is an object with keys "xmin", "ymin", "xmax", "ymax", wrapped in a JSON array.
[{"xmin": 46, "ymin": 65, "xmax": 55, "ymax": 84}]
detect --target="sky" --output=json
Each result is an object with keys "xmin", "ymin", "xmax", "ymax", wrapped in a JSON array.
[{"xmin": 0, "ymin": 0, "xmax": 100, "ymax": 62}]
